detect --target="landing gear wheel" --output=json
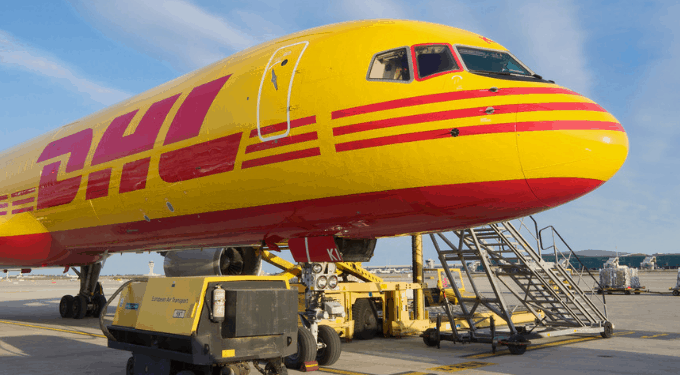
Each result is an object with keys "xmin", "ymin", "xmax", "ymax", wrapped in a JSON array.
[
  {"xmin": 316, "ymin": 325, "xmax": 341, "ymax": 366},
  {"xmin": 59, "ymin": 295, "xmax": 74, "ymax": 318},
  {"xmin": 673, "ymin": 290, "xmax": 680, "ymax": 296},
  {"xmin": 600, "ymin": 321, "xmax": 614, "ymax": 338},
  {"xmin": 72, "ymin": 295, "xmax": 88, "ymax": 319},
  {"xmin": 265, "ymin": 360, "xmax": 287, "ymax": 375},
  {"xmin": 93, "ymin": 294, "xmax": 107, "ymax": 318},
  {"xmin": 352, "ymin": 299, "xmax": 378, "ymax": 340},
  {"xmin": 422, "ymin": 328, "xmax": 439, "ymax": 347},
  {"xmin": 284, "ymin": 327, "xmax": 316, "ymax": 369},
  {"xmin": 506, "ymin": 334, "xmax": 528, "ymax": 355},
  {"xmin": 126, "ymin": 357, "xmax": 134, "ymax": 375}
]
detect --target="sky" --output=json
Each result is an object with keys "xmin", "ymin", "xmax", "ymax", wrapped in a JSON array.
[{"xmin": 1, "ymin": 1, "xmax": 678, "ymax": 276}]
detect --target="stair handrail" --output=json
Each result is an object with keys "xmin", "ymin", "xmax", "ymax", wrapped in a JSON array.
[{"xmin": 538, "ymin": 225, "xmax": 607, "ymax": 314}]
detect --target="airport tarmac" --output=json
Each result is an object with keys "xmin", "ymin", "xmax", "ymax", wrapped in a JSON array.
[{"xmin": 2, "ymin": 271, "xmax": 680, "ymax": 375}]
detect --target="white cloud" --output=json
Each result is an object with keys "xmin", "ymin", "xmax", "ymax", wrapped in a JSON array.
[
  {"xmin": 68, "ymin": 0, "xmax": 258, "ymax": 71},
  {"xmin": 0, "ymin": 30, "xmax": 131, "ymax": 105}
]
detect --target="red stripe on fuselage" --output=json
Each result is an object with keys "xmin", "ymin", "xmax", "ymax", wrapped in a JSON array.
[
  {"xmin": 12, "ymin": 197, "xmax": 35, "ymax": 206},
  {"xmin": 335, "ymin": 120, "xmax": 623, "ymax": 152},
  {"xmin": 250, "ymin": 116, "xmax": 316, "ymax": 138},
  {"xmin": 11, "ymin": 188, "xmax": 36, "ymax": 198},
  {"xmin": 333, "ymin": 102, "xmax": 605, "ymax": 136},
  {"xmin": 0, "ymin": 195, "xmax": 7, "ymax": 201},
  {"xmin": 0, "ymin": 203, "xmax": 7, "ymax": 209},
  {"xmin": 245, "ymin": 132, "xmax": 318, "ymax": 154},
  {"xmin": 241, "ymin": 148, "xmax": 321, "ymax": 169},
  {"xmin": 0, "ymin": 177, "xmax": 602, "ymax": 267},
  {"xmin": 332, "ymin": 87, "xmax": 581, "ymax": 119},
  {"xmin": 11, "ymin": 207, "xmax": 34, "ymax": 214}
]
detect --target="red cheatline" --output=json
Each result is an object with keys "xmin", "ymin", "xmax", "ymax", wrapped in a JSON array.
[
  {"xmin": 250, "ymin": 116, "xmax": 316, "ymax": 138},
  {"xmin": 333, "ymin": 102, "xmax": 606, "ymax": 136},
  {"xmin": 331, "ymin": 87, "xmax": 580, "ymax": 119},
  {"xmin": 12, "ymin": 197, "xmax": 35, "ymax": 206},
  {"xmin": 11, "ymin": 207, "xmax": 34, "ymax": 214},
  {"xmin": 10, "ymin": 188, "xmax": 36, "ymax": 198},
  {"xmin": 0, "ymin": 195, "xmax": 7, "ymax": 201},
  {"xmin": 242, "ymin": 147, "xmax": 321, "ymax": 169},
  {"xmin": 0, "ymin": 211, "xmax": 6, "ymax": 216},
  {"xmin": 335, "ymin": 120, "xmax": 622, "ymax": 152},
  {"xmin": 246, "ymin": 132, "xmax": 318, "ymax": 154}
]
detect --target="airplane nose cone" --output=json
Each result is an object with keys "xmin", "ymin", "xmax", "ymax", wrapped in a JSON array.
[{"xmin": 516, "ymin": 99, "xmax": 629, "ymax": 208}]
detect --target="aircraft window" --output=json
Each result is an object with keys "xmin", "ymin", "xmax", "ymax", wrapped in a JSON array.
[
  {"xmin": 457, "ymin": 47, "xmax": 531, "ymax": 76},
  {"xmin": 414, "ymin": 45, "xmax": 458, "ymax": 78},
  {"xmin": 367, "ymin": 48, "xmax": 411, "ymax": 82}
]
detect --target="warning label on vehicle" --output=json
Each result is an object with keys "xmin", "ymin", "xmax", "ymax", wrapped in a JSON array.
[{"xmin": 173, "ymin": 309, "xmax": 186, "ymax": 318}]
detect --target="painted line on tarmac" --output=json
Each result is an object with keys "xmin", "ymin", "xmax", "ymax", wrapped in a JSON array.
[
  {"xmin": 0, "ymin": 320, "xmax": 106, "ymax": 338},
  {"xmin": 641, "ymin": 333, "xmax": 668, "ymax": 339},
  {"xmin": 319, "ymin": 368, "xmax": 375, "ymax": 375},
  {"xmin": 465, "ymin": 336, "xmax": 600, "ymax": 359},
  {"xmin": 612, "ymin": 331, "xmax": 635, "ymax": 336},
  {"xmin": 391, "ymin": 372, "xmax": 437, "ymax": 375},
  {"xmin": 427, "ymin": 362, "xmax": 496, "ymax": 372}
]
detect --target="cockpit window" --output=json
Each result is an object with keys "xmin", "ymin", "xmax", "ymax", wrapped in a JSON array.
[
  {"xmin": 457, "ymin": 47, "xmax": 531, "ymax": 76},
  {"xmin": 414, "ymin": 45, "xmax": 459, "ymax": 79},
  {"xmin": 367, "ymin": 48, "xmax": 411, "ymax": 82}
]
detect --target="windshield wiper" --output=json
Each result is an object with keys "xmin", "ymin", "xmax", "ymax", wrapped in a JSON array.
[{"xmin": 468, "ymin": 69, "xmax": 511, "ymax": 76}]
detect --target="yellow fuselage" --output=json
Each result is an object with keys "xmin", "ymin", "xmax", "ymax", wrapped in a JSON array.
[{"xmin": 0, "ymin": 20, "xmax": 628, "ymax": 267}]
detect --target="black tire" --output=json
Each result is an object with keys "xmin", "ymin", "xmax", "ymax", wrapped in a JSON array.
[
  {"xmin": 600, "ymin": 321, "xmax": 614, "ymax": 338},
  {"xmin": 634, "ymin": 291, "xmax": 641, "ymax": 295},
  {"xmin": 316, "ymin": 325, "xmax": 341, "ymax": 366},
  {"xmin": 352, "ymin": 299, "xmax": 378, "ymax": 340},
  {"xmin": 72, "ymin": 295, "xmax": 88, "ymax": 319},
  {"xmin": 673, "ymin": 290, "xmax": 680, "ymax": 296},
  {"xmin": 59, "ymin": 295, "xmax": 74, "ymax": 318},
  {"xmin": 422, "ymin": 328, "xmax": 438, "ymax": 347},
  {"xmin": 126, "ymin": 357, "xmax": 134, "ymax": 375},
  {"xmin": 506, "ymin": 334, "xmax": 528, "ymax": 355},
  {"xmin": 93, "ymin": 294, "xmax": 107, "ymax": 318},
  {"xmin": 284, "ymin": 327, "xmax": 316, "ymax": 369},
  {"xmin": 625, "ymin": 290, "xmax": 631, "ymax": 295}
]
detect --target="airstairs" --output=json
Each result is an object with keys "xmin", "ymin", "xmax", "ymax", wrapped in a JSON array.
[{"xmin": 425, "ymin": 216, "xmax": 612, "ymax": 354}]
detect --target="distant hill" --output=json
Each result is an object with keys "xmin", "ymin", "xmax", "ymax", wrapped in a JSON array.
[{"xmin": 573, "ymin": 250, "xmax": 629, "ymax": 257}]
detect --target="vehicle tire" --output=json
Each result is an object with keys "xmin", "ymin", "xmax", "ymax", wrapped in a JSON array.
[
  {"xmin": 93, "ymin": 294, "xmax": 107, "ymax": 318},
  {"xmin": 422, "ymin": 328, "xmax": 438, "ymax": 347},
  {"xmin": 634, "ymin": 291, "xmax": 641, "ymax": 295},
  {"xmin": 673, "ymin": 290, "xmax": 680, "ymax": 296},
  {"xmin": 600, "ymin": 321, "xmax": 614, "ymax": 338},
  {"xmin": 625, "ymin": 290, "xmax": 631, "ymax": 295},
  {"xmin": 506, "ymin": 334, "xmax": 528, "ymax": 355},
  {"xmin": 59, "ymin": 295, "xmax": 74, "ymax": 318},
  {"xmin": 316, "ymin": 325, "xmax": 341, "ymax": 366},
  {"xmin": 126, "ymin": 357, "xmax": 134, "ymax": 375},
  {"xmin": 596, "ymin": 290, "xmax": 603, "ymax": 295},
  {"xmin": 352, "ymin": 299, "xmax": 378, "ymax": 340},
  {"xmin": 284, "ymin": 327, "xmax": 316, "ymax": 369},
  {"xmin": 72, "ymin": 295, "xmax": 88, "ymax": 319}
]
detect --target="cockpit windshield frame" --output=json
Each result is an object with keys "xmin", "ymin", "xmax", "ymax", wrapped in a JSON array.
[
  {"xmin": 410, "ymin": 43, "xmax": 464, "ymax": 81},
  {"xmin": 453, "ymin": 44, "xmax": 536, "ymax": 77},
  {"xmin": 366, "ymin": 46, "xmax": 414, "ymax": 84}
]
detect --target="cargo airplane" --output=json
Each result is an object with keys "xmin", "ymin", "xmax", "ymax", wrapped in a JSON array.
[{"xmin": 0, "ymin": 20, "xmax": 628, "ymax": 319}]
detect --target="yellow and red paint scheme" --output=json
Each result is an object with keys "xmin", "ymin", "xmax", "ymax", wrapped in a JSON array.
[{"xmin": 0, "ymin": 20, "xmax": 628, "ymax": 268}]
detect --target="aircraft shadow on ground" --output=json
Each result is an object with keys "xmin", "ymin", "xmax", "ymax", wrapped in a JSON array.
[
  {"xmin": 0, "ymin": 297, "xmax": 117, "ymax": 329},
  {"xmin": 0, "ymin": 335, "xmax": 128, "ymax": 375},
  {"xmin": 339, "ymin": 335, "xmax": 680, "ymax": 374}
]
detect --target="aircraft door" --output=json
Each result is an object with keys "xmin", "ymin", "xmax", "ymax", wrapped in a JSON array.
[{"xmin": 256, "ymin": 41, "xmax": 309, "ymax": 142}]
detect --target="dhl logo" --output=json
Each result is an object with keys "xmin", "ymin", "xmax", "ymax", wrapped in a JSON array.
[{"xmin": 34, "ymin": 74, "xmax": 237, "ymax": 211}]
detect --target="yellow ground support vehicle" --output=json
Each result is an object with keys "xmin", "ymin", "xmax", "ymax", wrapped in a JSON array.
[
  {"xmin": 261, "ymin": 250, "xmax": 539, "ymax": 341},
  {"xmin": 101, "ymin": 275, "xmax": 300, "ymax": 375}
]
